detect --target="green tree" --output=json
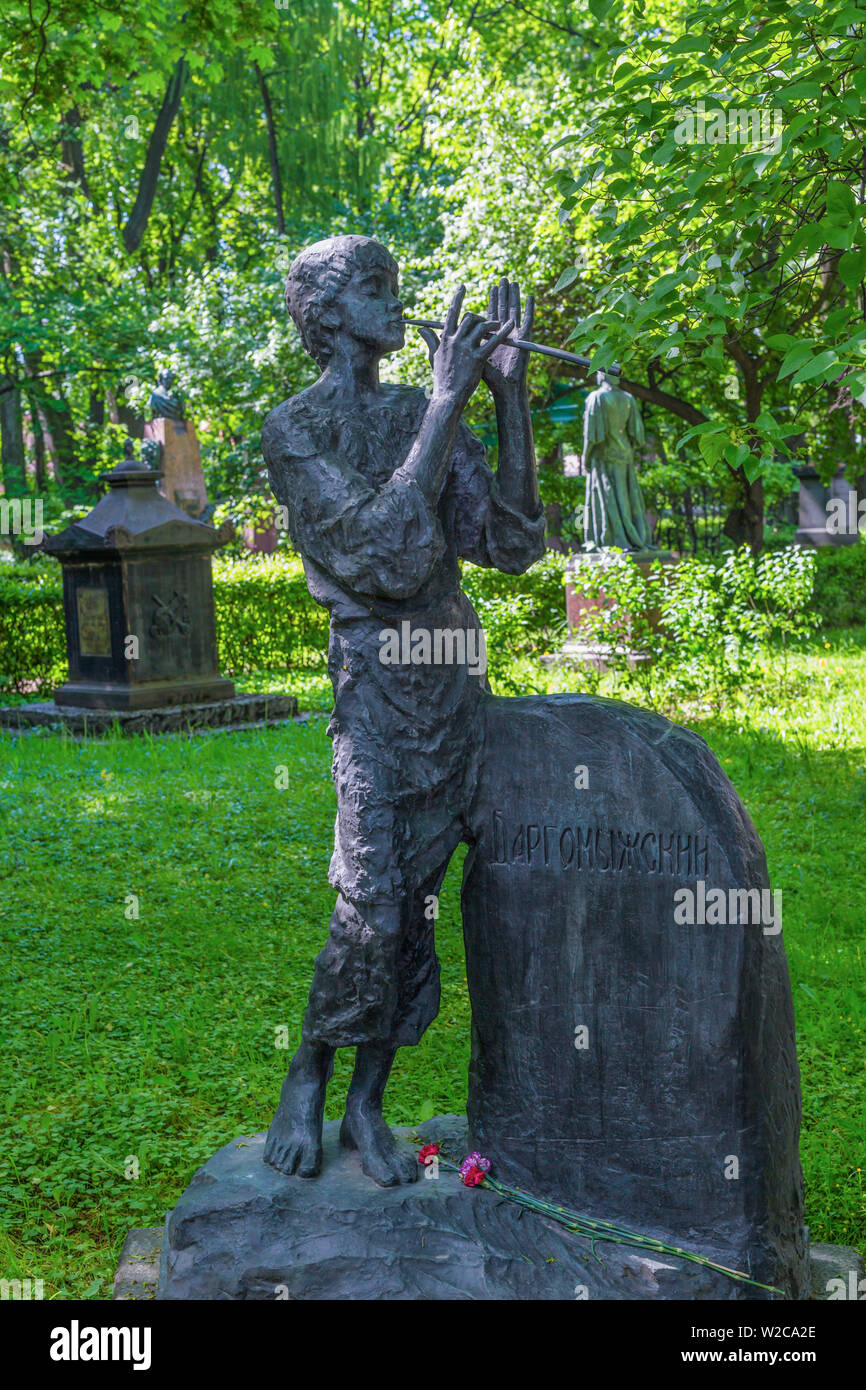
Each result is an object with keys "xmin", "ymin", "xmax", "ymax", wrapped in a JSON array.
[{"xmin": 551, "ymin": 0, "xmax": 866, "ymax": 551}]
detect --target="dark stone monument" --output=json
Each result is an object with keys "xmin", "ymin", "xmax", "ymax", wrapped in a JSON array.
[
  {"xmin": 159, "ymin": 690, "xmax": 807, "ymax": 1299},
  {"xmin": 794, "ymin": 462, "xmax": 865, "ymax": 547},
  {"xmin": 461, "ymin": 693, "xmax": 806, "ymax": 1298},
  {"xmin": 155, "ymin": 236, "xmax": 807, "ymax": 1300},
  {"xmin": 42, "ymin": 439, "xmax": 235, "ymax": 710}
]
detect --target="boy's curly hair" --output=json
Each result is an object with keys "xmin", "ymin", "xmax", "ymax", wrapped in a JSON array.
[{"xmin": 284, "ymin": 235, "xmax": 399, "ymax": 368}]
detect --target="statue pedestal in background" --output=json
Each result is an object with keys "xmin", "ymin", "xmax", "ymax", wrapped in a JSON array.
[
  {"xmin": 144, "ymin": 416, "xmax": 209, "ymax": 519},
  {"xmin": 144, "ymin": 369, "xmax": 209, "ymax": 519},
  {"xmin": 559, "ymin": 548, "xmax": 679, "ymax": 670}
]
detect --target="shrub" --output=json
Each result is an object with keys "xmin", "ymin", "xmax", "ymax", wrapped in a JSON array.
[
  {"xmin": 0, "ymin": 542, "xmax": 833, "ymax": 707},
  {"xmin": 211, "ymin": 554, "xmax": 328, "ymax": 673},
  {"xmin": 811, "ymin": 540, "xmax": 866, "ymax": 629},
  {"xmin": 566, "ymin": 545, "xmax": 819, "ymax": 707},
  {"xmin": 0, "ymin": 568, "xmax": 66, "ymax": 697}
]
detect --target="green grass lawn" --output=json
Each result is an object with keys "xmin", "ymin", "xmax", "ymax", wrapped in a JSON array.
[{"xmin": 1, "ymin": 637, "xmax": 864, "ymax": 1298}]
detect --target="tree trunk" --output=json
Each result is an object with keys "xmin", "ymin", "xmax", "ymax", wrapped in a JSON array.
[
  {"xmin": 0, "ymin": 378, "xmax": 26, "ymax": 495},
  {"xmin": 23, "ymin": 370, "xmax": 76, "ymax": 495},
  {"xmin": 255, "ymin": 62, "xmax": 286, "ymax": 236},
  {"xmin": 723, "ymin": 471, "xmax": 765, "ymax": 554},
  {"xmin": 122, "ymin": 59, "xmax": 186, "ymax": 253},
  {"xmin": 106, "ymin": 385, "xmax": 144, "ymax": 437},
  {"xmin": 722, "ymin": 343, "xmax": 765, "ymax": 554}
]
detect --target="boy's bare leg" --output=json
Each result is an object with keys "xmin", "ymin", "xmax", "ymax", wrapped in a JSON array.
[
  {"xmin": 264, "ymin": 1039, "xmax": 335, "ymax": 1177},
  {"xmin": 340, "ymin": 1040, "xmax": 418, "ymax": 1187}
]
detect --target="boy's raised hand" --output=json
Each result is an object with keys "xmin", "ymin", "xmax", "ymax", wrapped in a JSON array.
[{"xmin": 417, "ymin": 284, "xmax": 515, "ymax": 409}]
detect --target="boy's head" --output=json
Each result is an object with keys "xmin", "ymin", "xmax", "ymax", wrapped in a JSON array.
[{"xmin": 285, "ymin": 235, "xmax": 403, "ymax": 367}]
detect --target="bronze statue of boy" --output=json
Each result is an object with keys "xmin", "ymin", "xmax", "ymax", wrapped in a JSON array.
[{"xmin": 261, "ymin": 235, "xmax": 544, "ymax": 1185}]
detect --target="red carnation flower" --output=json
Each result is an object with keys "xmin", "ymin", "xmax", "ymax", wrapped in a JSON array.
[
  {"xmin": 461, "ymin": 1164, "xmax": 486, "ymax": 1187},
  {"xmin": 418, "ymin": 1143, "xmax": 440, "ymax": 1165}
]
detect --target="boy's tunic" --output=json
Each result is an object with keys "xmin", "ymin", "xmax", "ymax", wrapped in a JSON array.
[{"xmin": 263, "ymin": 382, "xmax": 544, "ymax": 1045}]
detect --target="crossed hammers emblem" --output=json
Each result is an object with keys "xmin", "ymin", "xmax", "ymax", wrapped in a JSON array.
[{"xmin": 150, "ymin": 590, "xmax": 191, "ymax": 638}]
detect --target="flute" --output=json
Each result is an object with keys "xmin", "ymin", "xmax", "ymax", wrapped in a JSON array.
[{"xmin": 401, "ymin": 316, "xmax": 621, "ymax": 376}]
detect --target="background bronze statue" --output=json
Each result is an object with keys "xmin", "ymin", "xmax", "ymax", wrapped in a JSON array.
[
  {"xmin": 149, "ymin": 369, "xmax": 186, "ymax": 421},
  {"xmin": 261, "ymin": 235, "xmax": 544, "ymax": 1186},
  {"xmin": 583, "ymin": 369, "xmax": 655, "ymax": 552}
]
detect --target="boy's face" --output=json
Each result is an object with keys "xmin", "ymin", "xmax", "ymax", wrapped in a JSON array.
[{"xmin": 332, "ymin": 251, "xmax": 404, "ymax": 358}]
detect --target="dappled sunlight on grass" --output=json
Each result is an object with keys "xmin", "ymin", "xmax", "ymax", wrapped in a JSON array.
[{"xmin": 1, "ymin": 639, "xmax": 864, "ymax": 1295}]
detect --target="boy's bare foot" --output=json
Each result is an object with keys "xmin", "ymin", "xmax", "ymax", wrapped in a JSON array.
[
  {"xmin": 340, "ymin": 1103, "xmax": 418, "ymax": 1187},
  {"xmin": 263, "ymin": 1042, "xmax": 333, "ymax": 1177}
]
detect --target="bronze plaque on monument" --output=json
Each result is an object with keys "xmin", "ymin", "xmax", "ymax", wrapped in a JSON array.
[{"xmin": 76, "ymin": 586, "xmax": 112, "ymax": 656}]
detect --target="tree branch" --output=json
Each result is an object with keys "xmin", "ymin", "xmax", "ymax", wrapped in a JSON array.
[
  {"xmin": 122, "ymin": 57, "xmax": 186, "ymax": 253},
  {"xmin": 255, "ymin": 61, "xmax": 285, "ymax": 237},
  {"xmin": 617, "ymin": 374, "xmax": 707, "ymax": 426}
]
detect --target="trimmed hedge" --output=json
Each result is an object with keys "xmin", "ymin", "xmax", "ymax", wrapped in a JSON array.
[
  {"xmin": 0, "ymin": 569, "xmax": 66, "ymax": 697},
  {"xmin": 1, "ymin": 540, "xmax": 862, "ymax": 699},
  {"xmin": 212, "ymin": 554, "xmax": 328, "ymax": 674}
]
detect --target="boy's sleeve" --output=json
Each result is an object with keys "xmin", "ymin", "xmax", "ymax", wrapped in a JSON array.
[
  {"xmin": 450, "ymin": 420, "xmax": 546, "ymax": 574},
  {"xmin": 263, "ymin": 411, "xmax": 445, "ymax": 601}
]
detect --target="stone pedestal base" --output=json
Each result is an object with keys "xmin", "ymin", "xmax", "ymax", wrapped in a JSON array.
[
  {"xmin": 54, "ymin": 674, "xmax": 235, "ymax": 710},
  {"xmin": 144, "ymin": 417, "xmax": 208, "ymax": 518},
  {"xmin": 0, "ymin": 691, "xmax": 298, "ymax": 736},
  {"xmin": 564, "ymin": 549, "xmax": 679, "ymax": 643},
  {"xmin": 541, "ymin": 638, "xmax": 650, "ymax": 673},
  {"xmin": 156, "ymin": 1118, "xmax": 790, "ymax": 1301},
  {"xmin": 118, "ymin": 1215, "xmax": 862, "ymax": 1302}
]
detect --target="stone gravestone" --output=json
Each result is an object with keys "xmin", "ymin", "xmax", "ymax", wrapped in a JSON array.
[
  {"xmin": 793, "ymin": 462, "xmax": 865, "ymax": 547},
  {"xmin": 461, "ymin": 692, "xmax": 807, "ymax": 1299},
  {"xmin": 43, "ymin": 441, "xmax": 234, "ymax": 710}
]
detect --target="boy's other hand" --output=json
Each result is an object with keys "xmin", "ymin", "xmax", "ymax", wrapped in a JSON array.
[{"xmin": 481, "ymin": 279, "xmax": 533, "ymax": 394}]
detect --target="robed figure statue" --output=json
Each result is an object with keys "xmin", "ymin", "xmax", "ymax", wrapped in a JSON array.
[{"xmin": 583, "ymin": 371, "xmax": 654, "ymax": 552}]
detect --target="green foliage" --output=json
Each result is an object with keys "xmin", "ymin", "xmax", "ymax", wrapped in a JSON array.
[
  {"xmin": 462, "ymin": 551, "xmax": 568, "ymax": 684},
  {"xmin": 0, "ymin": 566, "xmax": 65, "ymax": 698},
  {"xmin": 0, "ymin": 1, "xmax": 506, "ymax": 505},
  {"xmin": 212, "ymin": 555, "xmax": 328, "ymax": 674},
  {"xmin": 0, "ymin": 543, "xmax": 840, "ymax": 705},
  {"xmin": 567, "ymin": 545, "xmax": 818, "ymax": 708},
  {"xmin": 812, "ymin": 539, "xmax": 866, "ymax": 629},
  {"xmin": 0, "ymin": 550, "xmax": 570, "ymax": 695},
  {"xmin": 551, "ymin": 0, "xmax": 866, "ymax": 539}
]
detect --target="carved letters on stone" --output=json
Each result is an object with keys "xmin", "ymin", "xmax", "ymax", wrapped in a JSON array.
[{"xmin": 489, "ymin": 812, "xmax": 710, "ymax": 876}]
